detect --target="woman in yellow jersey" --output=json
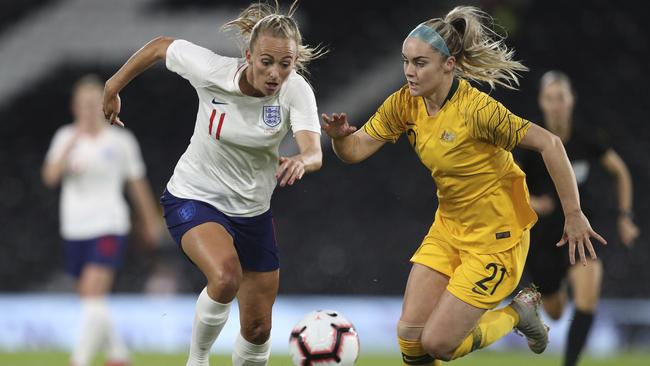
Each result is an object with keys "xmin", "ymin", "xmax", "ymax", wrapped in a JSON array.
[{"xmin": 322, "ymin": 6, "xmax": 607, "ymax": 365}]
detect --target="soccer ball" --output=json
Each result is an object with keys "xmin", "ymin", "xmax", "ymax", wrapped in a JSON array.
[{"xmin": 288, "ymin": 309, "xmax": 360, "ymax": 366}]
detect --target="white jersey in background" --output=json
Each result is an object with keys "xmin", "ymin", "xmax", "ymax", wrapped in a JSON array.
[
  {"xmin": 165, "ymin": 40, "xmax": 320, "ymax": 217},
  {"xmin": 45, "ymin": 125, "xmax": 146, "ymax": 240}
]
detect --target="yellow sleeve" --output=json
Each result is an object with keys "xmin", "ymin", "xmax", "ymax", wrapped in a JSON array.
[
  {"xmin": 362, "ymin": 88, "xmax": 408, "ymax": 143},
  {"xmin": 465, "ymin": 91, "xmax": 531, "ymax": 151}
]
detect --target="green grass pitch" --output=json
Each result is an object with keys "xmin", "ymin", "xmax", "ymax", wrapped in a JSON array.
[{"xmin": 1, "ymin": 351, "xmax": 649, "ymax": 366}]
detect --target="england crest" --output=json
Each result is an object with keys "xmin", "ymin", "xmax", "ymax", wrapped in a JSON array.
[
  {"xmin": 178, "ymin": 201, "xmax": 196, "ymax": 222},
  {"xmin": 262, "ymin": 106, "xmax": 281, "ymax": 127}
]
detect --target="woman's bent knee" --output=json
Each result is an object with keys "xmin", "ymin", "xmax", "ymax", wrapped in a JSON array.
[
  {"xmin": 206, "ymin": 266, "xmax": 242, "ymax": 301},
  {"xmin": 421, "ymin": 328, "xmax": 456, "ymax": 361},
  {"xmin": 241, "ymin": 319, "xmax": 271, "ymax": 344}
]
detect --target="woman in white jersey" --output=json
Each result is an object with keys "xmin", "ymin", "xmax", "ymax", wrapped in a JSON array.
[
  {"xmin": 102, "ymin": 2, "xmax": 324, "ymax": 365},
  {"xmin": 42, "ymin": 75, "xmax": 160, "ymax": 366}
]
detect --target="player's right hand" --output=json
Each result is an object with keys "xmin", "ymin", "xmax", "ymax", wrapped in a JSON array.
[
  {"xmin": 557, "ymin": 210, "xmax": 607, "ymax": 265},
  {"xmin": 102, "ymin": 91, "xmax": 125, "ymax": 127},
  {"xmin": 321, "ymin": 113, "xmax": 357, "ymax": 139}
]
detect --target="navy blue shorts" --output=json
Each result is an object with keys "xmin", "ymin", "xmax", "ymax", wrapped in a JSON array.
[
  {"xmin": 160, "ymin": 190, "xmax": 279, "ymax": 272},
  {"xmin": 64, "ymin": 235, "xmax": 127, "ymax": 277}
]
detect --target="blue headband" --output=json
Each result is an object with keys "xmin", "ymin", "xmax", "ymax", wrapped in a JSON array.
[{"xmin": 407, "ymin": 23, "xmax": 450, "ymax": 56}]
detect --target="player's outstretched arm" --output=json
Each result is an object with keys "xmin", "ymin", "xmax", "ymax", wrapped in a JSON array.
[
  {"xmin": 518, "ymin": 123, "xmax": 607, "ymax": 265},
  {"xmin": 600, "ymin": 149, "xmax": 640, "ymax": 246},
  {"xmin": 41, "ymin": 130, "xmax": 81, "ymax": 188},
  {"xmin": 103, "ymin": 36, "xmax": 176, "ymax": 126},
  {"xmin": 321, "ymin": 113, "xmax": 385, "ymax": 164},
  {"xmin": 126, "ymin": 177, "xmax": 162, "ymax": 248}
]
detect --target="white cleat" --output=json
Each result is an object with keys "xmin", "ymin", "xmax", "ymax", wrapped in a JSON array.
[{"xmin": 510, "ymin": 285, "xmax": 549, "ymax": 354}]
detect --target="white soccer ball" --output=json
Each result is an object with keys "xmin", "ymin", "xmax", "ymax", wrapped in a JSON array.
[{"xmin": 288, "ymin": 309, "xmax": 360, "ymax": 366}]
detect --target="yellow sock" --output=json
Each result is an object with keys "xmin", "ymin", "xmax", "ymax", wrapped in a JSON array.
[
  {"xmin": 398, "ymin": 336, "xmax": 441, "ymax": 366},
  {"xmin": 451, "ymin": 305, "xmax": 519, "ymax": 360}
]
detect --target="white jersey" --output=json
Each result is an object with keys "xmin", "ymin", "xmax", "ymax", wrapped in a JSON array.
[
  {"xmin": 165, "ymin": 40, "xmax": 320, "ymax": 217},
  {"xmin": 45, "ymin": 125, "xmax": 146, "ymax": 240}
]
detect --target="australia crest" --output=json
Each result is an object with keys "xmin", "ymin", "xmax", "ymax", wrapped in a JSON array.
[{"xmin": 262, "ymin": 106, "xmax": 281, "ymax": 127}]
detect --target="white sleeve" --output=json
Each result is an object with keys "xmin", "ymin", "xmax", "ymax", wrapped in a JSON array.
[
  {"xmin": 121, "ymin": 130, "xmax": 146, "ymax": 180},
  {"xmin": 287, "ymin": 74, "xmax": 321, "ymax": 135},
  {"xmin": 44, "ymin": 125, "xmax": 73, "ymax": 163},
  {"xmin": 165, "ymin": 39, "xmax": 233, "ymax": 88}
]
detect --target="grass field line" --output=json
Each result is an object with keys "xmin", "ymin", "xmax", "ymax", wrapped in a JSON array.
[{"xmin": 1, "ymin": 351, "xmax": 650, "ymax": 366}]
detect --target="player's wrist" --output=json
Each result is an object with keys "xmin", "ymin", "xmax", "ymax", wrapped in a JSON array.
[
  {"xmin": 104, "ymin": 78, "xmax": 122, "ymax": 97},
  {"xmin": 563, "ymin": 207, "xmax": 582, "ymax": 218},
  {"xmin": 618, "ymin": 209, "xmax": 634, "ymax": 220},
  {"xmin": 330, "ymin": 131, "xmax": 352, "ymax": 141}
]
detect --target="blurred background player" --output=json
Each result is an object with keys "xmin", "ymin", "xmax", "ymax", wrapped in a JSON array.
[
  {"xmin": 322, "ymin": 6, "xmax": 607, "ymax": 365},
  {"xmin": 41, "ymin": 74, "xmax": 161, "ymax": 366},
  {"xmin": 102, "ymin": 1, "xmax": 324, "ymax": 365},
  {"xmin": 519, "ymin": 70, "xmax": 640, "ymax": 366}
]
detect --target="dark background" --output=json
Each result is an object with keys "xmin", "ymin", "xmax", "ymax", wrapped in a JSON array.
[{"xmin": 0, "ymin": 0, "xmax": 648, "ymax": 297}]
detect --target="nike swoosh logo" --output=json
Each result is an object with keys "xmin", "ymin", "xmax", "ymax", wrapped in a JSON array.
[
  {"xmin": 402, "ymin": 353, "xmax": 435, "ymax": 364},
  {"xmin": 211, "ymin": 98, "xmax": 228, "ymax": 105}
]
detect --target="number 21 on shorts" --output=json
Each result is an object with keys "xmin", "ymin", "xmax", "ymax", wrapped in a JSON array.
[{"xmin": 473, "ymin": 262, "xmax": 507, "ymax": 296}]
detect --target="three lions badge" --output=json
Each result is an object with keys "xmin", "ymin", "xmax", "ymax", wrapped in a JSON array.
[{"xmin": 263, "ymin": 106, "xmax": 281, "ymax": 127}]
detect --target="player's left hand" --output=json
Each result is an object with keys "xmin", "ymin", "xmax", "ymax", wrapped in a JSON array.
[
  {"xmin": 142, "ymin": 220, "xmax": 163, "ymax": 250},
  {"xmin": 557, "ymin": 210, "xmax": 607, "ymax": 265},
  {"xmin": 276, "ymin": 156, "xmax": 305, "ymax": 187},
  {"xmin": 618, "ymin": 216, "xmax": 639, "ymax": 248},
  {"xmin": 102, "ymin": 91, "xmax": 125, "ymax": 127}
]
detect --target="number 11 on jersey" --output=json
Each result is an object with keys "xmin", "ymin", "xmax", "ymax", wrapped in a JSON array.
[{"xmin": 208, "ymin": 109, "xmax": 226, "ymax": 140}]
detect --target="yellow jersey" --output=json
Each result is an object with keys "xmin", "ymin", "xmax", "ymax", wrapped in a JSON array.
[{"xmin": 363, "ymin": 78, "xmax": 538, "ymax": 254}]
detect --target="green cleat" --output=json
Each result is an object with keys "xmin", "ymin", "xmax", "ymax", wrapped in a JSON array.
[{"xmin": 510, "ymin": 285, "xmax": 549, "ymax": 354}]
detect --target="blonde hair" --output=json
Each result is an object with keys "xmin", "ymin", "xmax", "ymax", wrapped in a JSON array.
[
  {"xmin": 73, "ymin": 74, "xmax": 104, "ymax": 93},
  {"xmin": 540, "ymin": 70, "xmax": 573, "ymax": 91},
  {"xmin": 422, "ymin": 6, "xmax": 527, "ymax": 90},
  {"xmin": 222, "ymin": 0, "xmax": 327, "ymax": 75}
]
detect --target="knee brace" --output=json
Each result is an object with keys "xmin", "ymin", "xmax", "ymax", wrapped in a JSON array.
[{"xmin": 397, "ymin": 320, "xmax": 425, "ymax": 340}]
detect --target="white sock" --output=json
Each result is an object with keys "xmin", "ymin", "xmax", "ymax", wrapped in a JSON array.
[
  {"xmin": 186, "ymin": 287, "xmax": 231, "ymax": 366},
  {"xmin": 105, "ymin": 316, "xmax": 130, "ymax": 364},
  {"xmin": 71, "ymin": 298, "xmax": 110, "ymax": 366},
  {"xmin": 232, "ymin": 333, "xmax": 271, "ymax": 366}
]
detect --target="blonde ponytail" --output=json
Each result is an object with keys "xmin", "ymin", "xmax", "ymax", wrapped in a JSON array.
[
  {"xmin": 222, "ymin": 0, "xmax": 327, "ymax": 74},
  {"xmin": 423, "ymin": 6, "xmax": 527, "ymax": 90}
]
